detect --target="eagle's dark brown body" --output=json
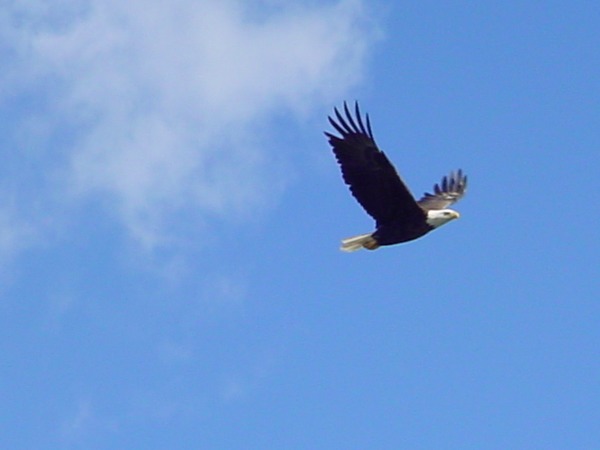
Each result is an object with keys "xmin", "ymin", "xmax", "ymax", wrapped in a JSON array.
[{"xmin": 373, "ymin": 217, "xmax": 433, "ymax": 245}]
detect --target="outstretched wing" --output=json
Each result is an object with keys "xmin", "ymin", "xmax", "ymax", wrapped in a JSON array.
[
  {"xmin": 417, "ymin": 169, "xmax": 467, "ymax": 211},
  {"xmin": 325, "ymin": 102, "xmax": 424, "ymax": 226}
]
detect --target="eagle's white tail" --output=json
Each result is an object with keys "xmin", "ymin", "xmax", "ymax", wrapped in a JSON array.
[{"xmin": 340, "ymin": 233, "xmax": 379, "ymax": 252}]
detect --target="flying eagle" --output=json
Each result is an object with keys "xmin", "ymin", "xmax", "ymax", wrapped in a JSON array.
[{"xmin": 325, "ymin": 102, "xmax": 467, "ymax": 252}]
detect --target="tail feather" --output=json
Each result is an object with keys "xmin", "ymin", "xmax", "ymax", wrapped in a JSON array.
[{"xmin": 340, "ymin": 233, "xmax": 379, "ymax": 252}]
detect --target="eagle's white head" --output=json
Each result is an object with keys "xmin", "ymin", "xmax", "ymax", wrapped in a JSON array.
[{"xmin": 426, "ymin": 209, "xmax": 460, "ymax": 229}]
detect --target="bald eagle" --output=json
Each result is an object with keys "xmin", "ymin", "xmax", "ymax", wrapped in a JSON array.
[{"xmin": 325, "ymin": 102, "xmax": 467, "ymax": 252}]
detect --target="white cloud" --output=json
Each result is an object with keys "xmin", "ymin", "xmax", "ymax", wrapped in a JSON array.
[{"xmin": 3, "ymin": 0, "xmax": 376, "ymax": 249}]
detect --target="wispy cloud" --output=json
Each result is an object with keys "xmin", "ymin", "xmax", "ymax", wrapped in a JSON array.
[
  {"xmin": 59, "ymin": 399, "xmax": 94, "ymax": 443},
  {"xmin": 2, "ymin": 0, "xmax": 376, "ymax": 250},
  {"xmin": 0, "ymin": 197, "xmax": 37, "ymax": 271}
]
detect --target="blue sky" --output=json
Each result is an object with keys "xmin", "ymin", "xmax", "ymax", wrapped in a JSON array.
[{"xmin": 1, "ymin": 1, "xmax": 599, "ymax": 448}]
